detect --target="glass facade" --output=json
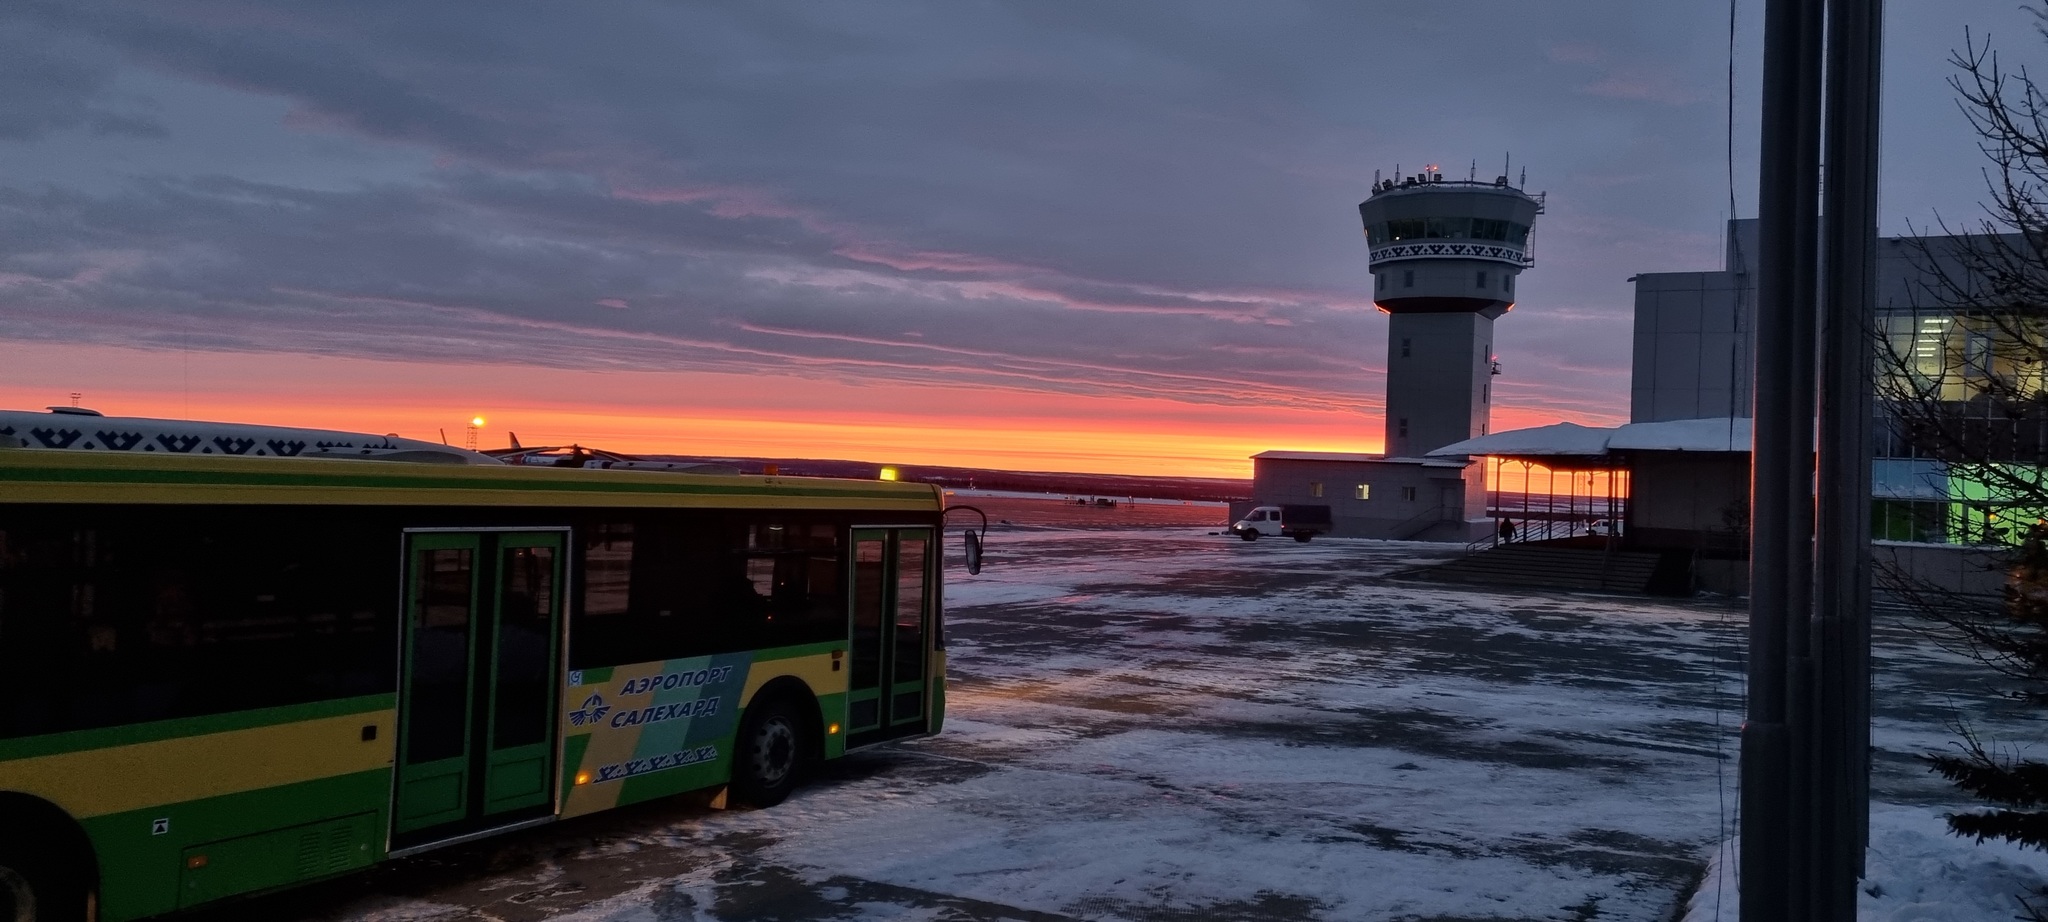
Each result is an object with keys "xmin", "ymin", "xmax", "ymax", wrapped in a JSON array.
[
  {"xmin": 1872, "ymin": 307, "xmax": 2048, "ymax": 545},
  {"xmin": 1370, "ymin": 218, "xmax": 1530, "ymax": 246}
]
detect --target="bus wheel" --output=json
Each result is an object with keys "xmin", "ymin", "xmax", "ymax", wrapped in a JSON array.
[
  {"xmin": 0, "ymin": 842, "xmax": 83, "ymax": 922},
  {"xmin": 733, "ymin": 697, "xmax": 805, "ymax": 808},
  {"xmin": 1239, "ymin": 529, "xmax": 1258, "ymax": 541}
]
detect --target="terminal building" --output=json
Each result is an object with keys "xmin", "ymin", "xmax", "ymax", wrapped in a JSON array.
[
  {"xmin": 1246, "ymin": 168, "xmax": 2022, "ymax": 593},
  {"xmin": 1426, "ymin": 218, "xmax": 2021, "ymax": 594},
  {"xmin": 1241, "ymin": 167, "xmax": 1545, "ymax": 540}
]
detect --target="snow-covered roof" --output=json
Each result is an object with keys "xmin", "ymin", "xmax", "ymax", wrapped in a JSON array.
[
  {"xmin": 1252, "ymin": 450, "xmax": 1466, "ymax": 468},
  {"xmin": 1423, "ymin": 422, "xmax": 1614, "ymax": 458},
  {"xmin": 1426, "ymin": 417, "xmax": 1752, "ymax": 459},
  {"xmin": 1606, "ymin": 417, "xmax": 1750, "ymax": 452},
  {"xmin": 1252, "ymin": 449, "xmax": 1383, "ymax": 463}
]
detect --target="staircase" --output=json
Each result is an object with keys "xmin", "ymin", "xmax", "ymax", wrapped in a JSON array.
[{"xmin": 1412, "ymin": 543, "xmax": 1663, "ymax": 594}]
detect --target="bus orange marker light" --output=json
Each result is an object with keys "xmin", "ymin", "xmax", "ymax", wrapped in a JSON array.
[
  {"xmin": 574, "ymin": 771, "xmax": 591, "ymax": 785},
  {"xmin": 187, "ymin": 855, "xmax": 208, "ymax": 869},
  {"xmin": 828, "ymin": 723, "xmax": 841, "ymax": 735}
]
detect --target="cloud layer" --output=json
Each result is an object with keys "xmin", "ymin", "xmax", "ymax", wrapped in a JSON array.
[{"xmin": 0, "ymin": 1, "xmax": 2029, "ymax": 469}]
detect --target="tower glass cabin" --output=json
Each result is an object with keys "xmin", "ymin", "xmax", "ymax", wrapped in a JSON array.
[{"xmin": 1359, "ymin": 171, "xmax": 1544, "ymax": 458}]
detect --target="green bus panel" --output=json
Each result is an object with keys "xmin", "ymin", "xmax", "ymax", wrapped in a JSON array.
[
  {"xmin": 178, "ymin": 812, "xmax": 378, "ymax": 908},
  {"xmin": 83, "ymin": 769, "xmax": 391, "ymax": 922}
]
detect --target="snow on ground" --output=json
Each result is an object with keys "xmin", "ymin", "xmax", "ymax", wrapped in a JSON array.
[
  {"xmin": 523, "ymin": 528, "xmax": 1759, "ymax": 920},
  {"xmin": 273, "ymin": 525, "xmax": 2045, "ymax": 921},
  {"xmin": 1682, "ymin": 805, "xmax": 2048, "ymax": 922}
]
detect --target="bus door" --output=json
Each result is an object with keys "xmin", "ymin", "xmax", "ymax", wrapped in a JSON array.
[
  {"xmin": 393, "ymin": 530, "xmax": 566, "ymax": 843},
  {"xmin": 846, "ymin": 528, "xmax": 933, "ymax": 746}
]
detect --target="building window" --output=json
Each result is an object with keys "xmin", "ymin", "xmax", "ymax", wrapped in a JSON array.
[
  {"xmin": 1309, "ymin": 481, "xmax": 1324, "ymax": 498},
  {"xmin": 1355, "ymin": 484, "xmax": 1370, "ymax": 500},
  {"xmin": 1398, "ymin": 418, "xmax": 1409, "ymax": 438},
  {"xmin": 1376, "ymin": 273, "xmax": 1384, "ymax": 291},
  {"xmin": 1476, "ymin": 270, "xmax": 1488, "ymax": 289},
  {"xmin": 1504, "ymin": 274, "xmax": 1512, "ymax": 292},
  {"xmin": 1965, "ymin": 330, "xmax": 1993, "ymax": 378},
  {"xmin": 1401, "ymin": 486, "xmax": 1418, "ymax": 501},
  {"xmin": 1483, "ymin": 383, "xmax": 1489, "ymax": 402},
  {"xmin": 1403, "ymin": 269, "xmax": 1414, "ymax": 288},
  {"xmin": 1401, "ymin": 338, "xmax": 1411, "ymax": 358}
]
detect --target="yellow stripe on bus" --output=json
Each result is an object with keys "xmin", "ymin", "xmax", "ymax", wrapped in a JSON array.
[
  {"xmin": 740, "ymin": 653, "xmax": 846, "ymax": 707},
  {"xmin": 0, "ymin": 711, "xmax": 395, "ymax": 820},
  {"xmin": 0, "ymin": 452, "xmax": 944, "ymax": 511}
]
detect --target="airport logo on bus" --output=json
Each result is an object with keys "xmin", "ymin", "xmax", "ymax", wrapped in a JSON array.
[
  {"xmin": 615, "ymin": 665, "xmax": 735, "ymax": 696},
  {"xmin": 567, "ymin": 694, "xmax": 610, "ymax": 727},
  {"xmin": 609, "ymin": 697, "xmax": 720, "ymax": 728}
]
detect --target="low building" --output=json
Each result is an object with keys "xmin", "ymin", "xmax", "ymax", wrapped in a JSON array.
[{"xmin": 1236, "ymin": 452, "xmax": 1484, "ymax": 541}]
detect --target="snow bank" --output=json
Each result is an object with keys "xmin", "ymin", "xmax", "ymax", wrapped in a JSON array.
[{"xmin": 1681, "ymin": 804, "xmax": 2048, "ymax": 922}]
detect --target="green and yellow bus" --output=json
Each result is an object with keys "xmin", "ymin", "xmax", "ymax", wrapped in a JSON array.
[{"xmin": 0, "ymin": 446, "xmax": 951, "ymax": 921}]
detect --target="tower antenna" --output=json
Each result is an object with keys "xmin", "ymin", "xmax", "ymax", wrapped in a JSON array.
[
  {"xmin": 1519, "ymin": 166, "xmax": 1527, "ymax": 188},
  {"xmin": 1470, "ymin": 160, "xmax": 1477, "ymax": 182}
]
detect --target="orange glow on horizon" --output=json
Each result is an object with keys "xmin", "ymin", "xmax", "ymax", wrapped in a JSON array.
[{"xmin": 1, "ymin": 343, "xmax": 1624, "ymax": 480}]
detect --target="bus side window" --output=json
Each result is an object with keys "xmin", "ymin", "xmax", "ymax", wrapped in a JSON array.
[
  {"xmin": 569, "ymin": 513, "xmax": 848, "ymax": 670},
  {"xmin": 571, "ymin": 512, "xmax": 730, "ymax": 668},
  {"xmin": 570, "ymin": 522, "xmax": 636, "ymax": 670},
  {"xmin": 0, "ymin": 505, "xmax": 399, "ymax": 741},
  {"xmin": 736, "ymin": 521, "xmax": 842, "ymax": 649}
]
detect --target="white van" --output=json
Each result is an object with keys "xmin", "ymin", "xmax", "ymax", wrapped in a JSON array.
[{"xmin": 1229, "ymin": 504, "xmax": 1332, "ymax": 542}]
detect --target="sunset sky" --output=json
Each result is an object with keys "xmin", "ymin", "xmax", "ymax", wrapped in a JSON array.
[{"xmin": 0, "ymin": 2, "xmax": 2035, "ymax": 478}]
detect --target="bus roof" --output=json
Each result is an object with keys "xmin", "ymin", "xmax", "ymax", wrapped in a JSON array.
[{"xmin": 0, "ymin": 448, "xmax": 944, "ymax": 512}]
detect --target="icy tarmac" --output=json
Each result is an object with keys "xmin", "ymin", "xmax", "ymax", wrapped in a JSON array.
[{"xmin": 257, "ymin": 527, "xmax": 2027, "ymax": 922}]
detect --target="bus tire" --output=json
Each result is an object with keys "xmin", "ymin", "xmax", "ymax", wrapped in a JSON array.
[
  {"xmin": 732, "ymin": 696, "xmax": 806, "ymax": 808},
  {"xmin": 0, "ymin": 837, "xmax": 86, "ymax": 922},
  {"xmin": 1240, "ymin": 529, "xmax": 1258, "ymax": 541}
]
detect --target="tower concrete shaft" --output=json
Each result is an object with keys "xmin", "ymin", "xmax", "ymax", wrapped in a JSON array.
[
  {"xmin": 1359, "ymin": 170, "xmax": 1543, "ymax": 456},
  {"xmin": 1384, "ymin": 312, "xmax": 1497, "ymax": 457}
]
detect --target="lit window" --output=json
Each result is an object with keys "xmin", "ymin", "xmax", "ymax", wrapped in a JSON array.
[
  {"xmin": 1355, "ymin": 484, "xmax": 1370, "ymax": 500},
  {"xmin": 1309, "ymin": 482, "xmax": 1324, "ymax": 498}
]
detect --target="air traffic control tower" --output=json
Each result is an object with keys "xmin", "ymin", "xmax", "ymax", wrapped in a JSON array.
[
  {"xmin": 1241, "ymin": 166, "xmax": 1543, "ymax": 542},
  {"xmin": 1360, "ymin": 168, "xmax": 1544, "ymax": 457}
]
